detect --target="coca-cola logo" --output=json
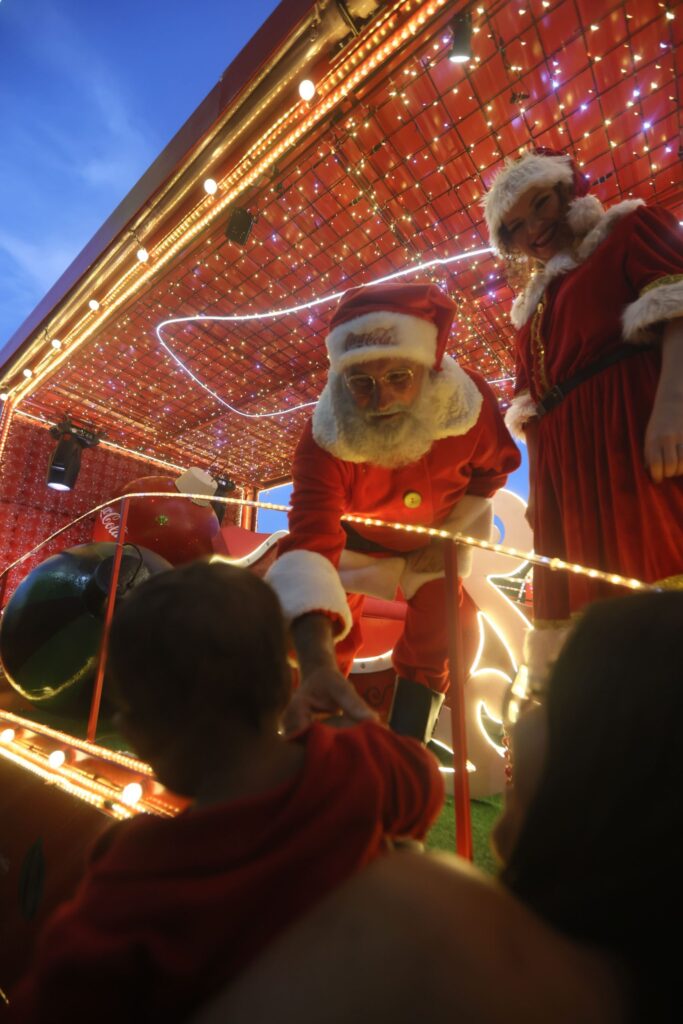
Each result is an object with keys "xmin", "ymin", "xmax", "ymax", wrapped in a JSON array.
[{"xmin": 99, "ymin": 506, "xmax": 121, "ymax": 539}]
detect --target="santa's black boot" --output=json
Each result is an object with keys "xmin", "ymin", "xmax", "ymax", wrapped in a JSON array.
[{"xmin": 388, "ymin": 676, "xmax": 445, "ymax": 744}]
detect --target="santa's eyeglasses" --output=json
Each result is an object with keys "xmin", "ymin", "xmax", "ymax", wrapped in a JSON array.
[{"xmin": 343, "ymin": 368, "xmax": 415, "ymax": 399}]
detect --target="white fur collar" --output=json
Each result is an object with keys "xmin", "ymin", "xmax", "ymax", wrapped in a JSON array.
[
  {"xmin": 510, "ymin": 199, "xmax": 645, "ymax": 328},
  {"xmin": 311, "ymin": 355, "xmax": 484, "ymax": 462}
]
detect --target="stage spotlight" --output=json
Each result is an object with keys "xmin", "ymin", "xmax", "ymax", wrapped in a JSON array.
[
  {"xmin": 449, "ymin": 13, "xmax": 472, "ymax": 63},
  {"xmin": 47, "ymin": 420, "xmax": 100, "ymax": 492},
  {"xmin": 47, "ymin": 435, "xmax": 82, "ymax": 491}
]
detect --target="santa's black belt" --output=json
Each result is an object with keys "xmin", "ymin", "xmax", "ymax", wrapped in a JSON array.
[
  {"xmin": 342, "ymin": 521, "xmax": 404, "ymax": 556},
  {"xmin": 535, "ymin": 343, "xmax": 652, "ymax": 417}
]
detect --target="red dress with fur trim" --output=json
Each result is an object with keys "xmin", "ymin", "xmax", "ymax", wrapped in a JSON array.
[
  {"xmin": 512, "ymin": 205, "xmax": 683, "ymax": 627},
  {"xmin": 275, "ymin": 369, "xmax": 520, "ymax": 691},
  {"xmin": 10, "ymin": 722, "xmax": 443, "ymax": 1023}
]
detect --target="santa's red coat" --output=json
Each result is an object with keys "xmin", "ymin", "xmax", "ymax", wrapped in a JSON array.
[{"xmin": 268, "ymin": 369, "xmax": 519, "ymax": 686}]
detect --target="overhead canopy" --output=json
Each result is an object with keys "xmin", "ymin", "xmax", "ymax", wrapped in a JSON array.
[{"xmin": 2, "ymin": 0, "xmax": 681, "ymax": 487}]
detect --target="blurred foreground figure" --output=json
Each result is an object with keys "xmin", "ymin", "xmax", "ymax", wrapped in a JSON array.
[
  {"xmin": 10, "ymin": 561, "xmax": 443, "ymax": 1023},
  {"xmin": 196, "ymin": 592, "xmax": 683, "ymax": 1024}
]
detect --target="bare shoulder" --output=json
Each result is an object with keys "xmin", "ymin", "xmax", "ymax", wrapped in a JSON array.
[{"xmin": 194, "ymin": 851, "xmax": 627, "ymax": 1024}]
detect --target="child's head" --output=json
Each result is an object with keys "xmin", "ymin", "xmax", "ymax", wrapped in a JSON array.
[
  {"xmin": 107, "ymin": 559, "xmax": 291, "ymax": 794},
  {"xmin": 501, "ymin": 592, "xmax": 683, "ymax": 1008}
]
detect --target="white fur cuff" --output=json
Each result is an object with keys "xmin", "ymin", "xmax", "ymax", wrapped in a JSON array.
[
  {"xmin": 622, "ymin": 277, "xmax": 683, "ymax": 343},
  {"xmin": 266, "ymin": 549, "xmax": 353, "ymax": 640},
  {"xmin": 504, "ymin": 391, "xmax": 537, "ymax": 441}
]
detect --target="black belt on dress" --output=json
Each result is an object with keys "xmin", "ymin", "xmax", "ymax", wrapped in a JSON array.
[{"xmin": 536, "ymin": 343, "xmax": 652, "ymax": 417}]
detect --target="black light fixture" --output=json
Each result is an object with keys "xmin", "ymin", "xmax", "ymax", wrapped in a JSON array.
[
  {"xmin": 47, "ymin": 419, "xmax": 100, "ymax": 492},
  {"xmin": 225, "ymin": 207, "xmax": 255, "ymax": 246},
  {"xmin": 449, "ymin": 12, "xmax": 472, "ymax": 64}
]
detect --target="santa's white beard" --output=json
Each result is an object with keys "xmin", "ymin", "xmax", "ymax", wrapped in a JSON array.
[{"xmin": 329, "ymin": 373, "xmax": 438, "ymax": 468}]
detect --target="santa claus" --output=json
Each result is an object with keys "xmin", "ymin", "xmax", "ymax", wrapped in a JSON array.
[{"xmin": 267, "ymin": 281, "xmax": 520, "ymax": 738}]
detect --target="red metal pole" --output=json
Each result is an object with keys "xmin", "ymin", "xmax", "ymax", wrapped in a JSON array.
[
  {"xmin": 444, "ymin": 540, "xmax": 473, "ymax": 860},
  {"xmin": 86, "ymin": 498, "xmax": 130, "ymax": 742}
]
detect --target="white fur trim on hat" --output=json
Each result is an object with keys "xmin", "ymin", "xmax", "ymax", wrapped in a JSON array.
[
  {"xmin": 326, "ymin": 311, "xmax": 438, "ymax": 372},
  {"xmin": 622, "ymin": 276, "xmax": 683, "ymax": 343},
  {"xmin": 483, "ymin": 152, "xmax": 575, "ymax": 254},
  {"xmin": 266, "ymin": 549, "xmax": 352, "ymax": 640},
  {"xmin": 504, "ymin": 390, "xmax": 538, "ymax": 440}
]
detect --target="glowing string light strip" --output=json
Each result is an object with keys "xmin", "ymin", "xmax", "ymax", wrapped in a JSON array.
[
  {"xmin": 341, "ymin": 511, "xmax": 656, "ymax": 593},
  {"xmin": 155, "ymin": 248, "xmax": 493, "ymax": 418},
  {"xmin": 0, "ymin": 742, "xmax": 134, "ymax": 819},
  {"xmin": 0, "ymin": 718, "xmax": 181, "ymax": 818},
  {"xmin": 0, "ymin": 710, "xmax": 154, "ymax": 774},
  {"xmin": 0, "ymin": 492, "xmax": 657, "ymax": 595}
]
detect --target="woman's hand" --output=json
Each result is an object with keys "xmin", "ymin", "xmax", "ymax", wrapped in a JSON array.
[
  {"xmin": 644, "ymin": 396, "xmax": 683, "ymax": 482},
  {"xmin": 645, "ymin": 318, "xmax": 683, "ymax": 483}
]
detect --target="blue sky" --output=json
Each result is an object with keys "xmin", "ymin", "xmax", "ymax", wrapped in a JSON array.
[{"xmin": 0, "ymin": 0, "xmax": 281, "ymax": 346}]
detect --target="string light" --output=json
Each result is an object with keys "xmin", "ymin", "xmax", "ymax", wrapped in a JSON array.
[
  {"xmin": 0, "ymin": 491, "xmax": 658, "ymax": 595},
  {"xmin": 155, "ymin": 247, "xmax": 492, "ymax": 419},
  {"xmin": 0, "ymin": 0, "xmax": 677, "ymax": 486}
]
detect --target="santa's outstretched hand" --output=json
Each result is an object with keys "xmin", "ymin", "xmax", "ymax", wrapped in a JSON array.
[
  {"xmin": 282, "ymin": 665, "xmax": 379, "ymax": 736},
  {"xmin": 283, "ymin": 612, "xmax": 379, "ymax": 736}
]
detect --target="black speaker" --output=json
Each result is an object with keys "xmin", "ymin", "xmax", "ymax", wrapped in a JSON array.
[{"xmin": 225, "ymin": 207, "xmax": 254, "ymax": 246}]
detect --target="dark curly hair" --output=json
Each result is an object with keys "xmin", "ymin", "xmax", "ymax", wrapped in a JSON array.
[
  {"xmin": 107, "ymin": 559, "xmax": 291, "ymax": 737},
  {"xmin": 502, "ymin": 591, "xmax": 683, "ymax": 1020}
]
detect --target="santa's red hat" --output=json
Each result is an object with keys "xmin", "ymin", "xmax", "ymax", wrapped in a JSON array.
[
  {"xmin": 483, "ymin": 148, "xmax": 603, "ymax": 255},
  {"xmin": 325, "ymin": 282, "xmax": 457, "ymax": 373}
]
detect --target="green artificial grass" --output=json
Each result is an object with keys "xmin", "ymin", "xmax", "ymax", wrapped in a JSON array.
[{"xmin": 426, "ymin": 794, "xmax": 503, "ymax": 875}]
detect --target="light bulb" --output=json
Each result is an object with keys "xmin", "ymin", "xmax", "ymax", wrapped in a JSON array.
[
  {"xmin": 203, "ymin": 178, "xmax": 218, "ymax": 195},
  {"xmin": 48, "ymin": 750, "xmax": 66, "ymax": 768},
  {"xmin": 136, "ymin": 247, "xmax": 149, "ymax": 263},
  {"xmin": 298, "ymin": 79, "xmax": 316, "ymax": 101},
  {"xmin": 121, "ymin": 782, "xmax": 143, "ymax": 806},
  {"xmin": 88, "ymin": 299, "xmax": 100, "ymax": 311},
  {"xmin": 51, "ymin": 338, "xmax": 62, "ymax": 349},
  {"xmin": 22, "ymin": 368, "xmax": 33, "ymax": 378}
]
